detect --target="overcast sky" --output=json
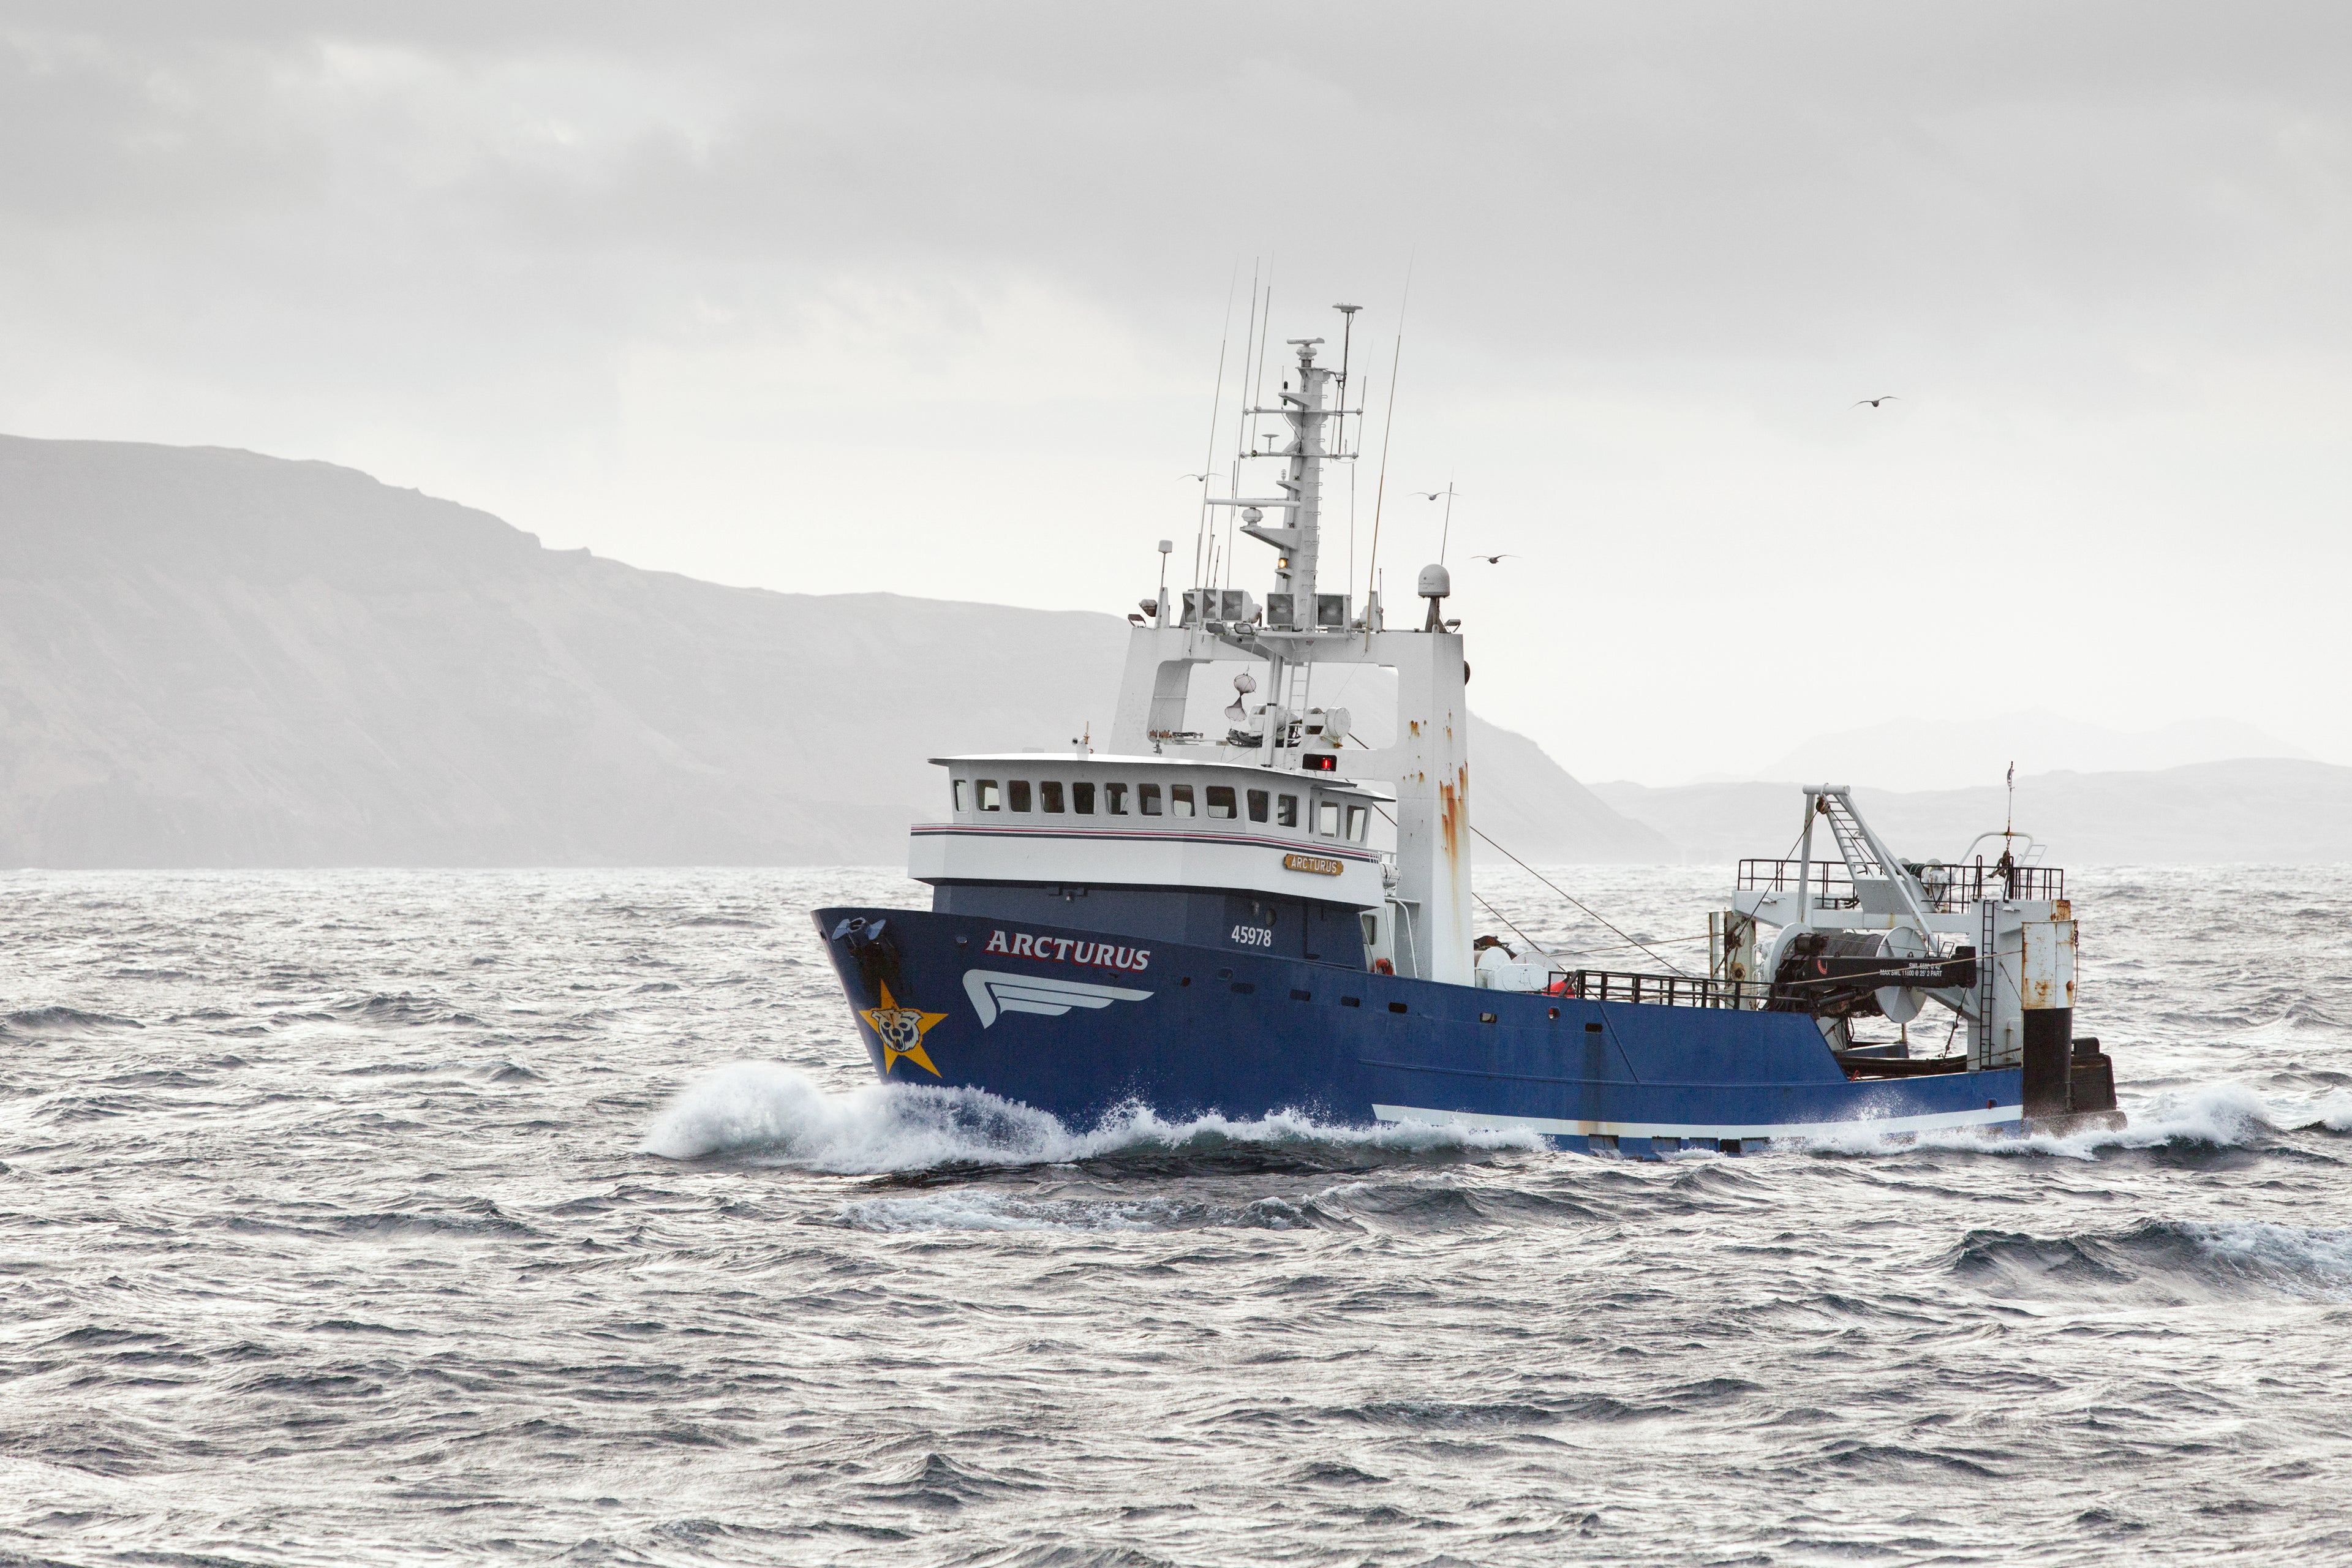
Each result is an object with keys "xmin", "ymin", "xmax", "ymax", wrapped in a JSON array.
[{"xmin": 6, "ymin": 2, "xmax": 2348, "ymax": 784}]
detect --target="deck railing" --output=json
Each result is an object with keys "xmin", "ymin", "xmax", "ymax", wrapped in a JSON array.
[
  {"xmin": 1736, "ymin": 858, "xmax": 2064, "ymax": 911},
  {"xmin": 1559, "ymin": 970, "xmax": 1770, "ymax": 1009}
]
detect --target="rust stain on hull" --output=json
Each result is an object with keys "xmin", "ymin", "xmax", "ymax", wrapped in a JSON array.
[{"xmin": 1439, "ymin": 764, "xmax": 1469, "ymax": 867}]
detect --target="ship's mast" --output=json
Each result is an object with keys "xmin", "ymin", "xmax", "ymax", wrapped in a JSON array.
[
  {"xmin": 1246, "ymin": 337, "xmax": 1330, "ymax": 629},
  {"xmin": 1236, "ymin": 337, "xmax": 1337, "ymax": 763},
  {"xmin": 1205, "ymin": 335, "xmax": 1344, "ymax": 636},
  {"xmin": 1109, "ymin": 304, "xmax": 1474, "ymax": 984}
]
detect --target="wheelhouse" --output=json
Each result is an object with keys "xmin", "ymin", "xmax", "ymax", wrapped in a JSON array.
[{"xmin": 910, "ymin": 753, "xmax": 1397, "ymax": 969}]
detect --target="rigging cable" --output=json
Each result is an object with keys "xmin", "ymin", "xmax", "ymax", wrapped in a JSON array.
[
  {"xmin": 1365, "ymin": 798, "xmax": 1692, "ymax": 976},
  {"xmin": 1567, "ymin": 932, "xmax": 1713, "ymax": 954},
  {"xmin": 1470, "ymin": 891, "xmax": 1551, "ymax": 961},
  {"xmin": 1466, "ymin": 903, "xmax": 1709, "ymax": 963},
  {"xmin": 1468, "ymin": 824, "xmax": 1694, "ymax": 976}
]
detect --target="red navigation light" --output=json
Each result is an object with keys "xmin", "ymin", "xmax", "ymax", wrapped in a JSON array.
[{"xmin": 1302, "ymin": 753, "xmax": 1338, "ymax": 772}]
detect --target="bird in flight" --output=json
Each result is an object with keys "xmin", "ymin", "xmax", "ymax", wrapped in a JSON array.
[
  {"xmin": 1853, "ymin": 395, "xmax": 1899, "ymax": 409},
  {"xmin": 1178, "ymin": 472, "xmax": 1215, "ymax": 481},
  {"xmin": 1413, "ymin": 490, "xmax": 1447, "ymax": 500},
  {"xmin": 1468, "ymin": 553, "xmax": 1518, "ymax": 565}
]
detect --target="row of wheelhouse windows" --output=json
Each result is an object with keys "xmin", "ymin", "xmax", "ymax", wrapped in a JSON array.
[{"xmin": 954, "ymin": 777, "xmax": 1373, "ymax": 843}]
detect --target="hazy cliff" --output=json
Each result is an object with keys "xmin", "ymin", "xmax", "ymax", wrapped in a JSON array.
[{"xmin": 0, "ymin": 435, "xmax": 1665, "ymax": 867}]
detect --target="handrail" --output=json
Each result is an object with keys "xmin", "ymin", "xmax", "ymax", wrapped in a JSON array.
[
  {"xmin": 1558, "ymin": 970, "xmax": 1770, "ymax": 1009},
  {"xmin": 1738, "ymin": 858, "xmax": 2063, "ymax": 911}
]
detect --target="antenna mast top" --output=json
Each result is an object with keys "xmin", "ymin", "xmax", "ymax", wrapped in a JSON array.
[{"xmin": 1333, "ymin": 304, "xmax": 1361, "ymax": 460}]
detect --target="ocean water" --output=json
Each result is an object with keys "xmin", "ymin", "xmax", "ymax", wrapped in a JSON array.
[{"xmin": 2, "ymin": 864, "xmax": 2349, "ymax": 1567}]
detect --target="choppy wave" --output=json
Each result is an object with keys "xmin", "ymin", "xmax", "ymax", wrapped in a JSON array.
[
  {"xmin": 1951, "ymin": 1218, "xmax": 2352, "ymax": 1302},
  {"xmin": 2307, "ymin": 1087, "xmax": 2352, "ymax": 1132},
  {"xmin": 834, "ymin": 1190, "xmax": 1328, "ymax": 1234},
  {"xmin": 328, "ymin": 992, "xmax": 486, "ymax": 1027},
  {"xmin": 641, "ymin": 1061, "xmax": 1544, "ymax": 1173},
  {"xmin": 14, "ymin": 864, "xmax": 2352, "ymax": 1566},
  {"xmin": 4, "ymin": 1005, "xmax": 145, "ymax": 1033},
  {"xmin": 827, "ymin": 1177, "xmax": 1596, "ymax": 1235}
]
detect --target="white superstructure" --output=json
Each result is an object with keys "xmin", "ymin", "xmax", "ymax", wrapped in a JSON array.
[{"xmin": 1101, "ymin": 326, "xmax": 1477, "ymax": 984}]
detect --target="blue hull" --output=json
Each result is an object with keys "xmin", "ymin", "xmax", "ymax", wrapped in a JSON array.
[{"xmin": 815, "ymin": 906, "xmax": 2026, "ymax": 1152}]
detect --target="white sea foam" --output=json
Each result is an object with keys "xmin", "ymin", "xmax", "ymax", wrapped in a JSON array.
[
  {"xmin": 648, "ymin": 1064, "xmax": 2341, "ymax": 1173},
  {"xmin": 641, "ymin": 1061, "xmax": 1544, "ymax": 1173},
  {"xmin": 1794, "ymin": 1079, "xmax": 2344, "ymax": 1161},
  {"xmin": 2031, "ymin": 1079, "xmax": 2352, "ymax": 1157},
  {"xmin": 2000, "ymin": 1079, "xmax": 2277, "ymax": 1160}
]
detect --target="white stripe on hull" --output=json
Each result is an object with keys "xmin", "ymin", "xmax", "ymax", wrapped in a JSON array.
[{"xmin": 1370, "ymin": 1101, "xmax": 2024, "ymax": 1142}]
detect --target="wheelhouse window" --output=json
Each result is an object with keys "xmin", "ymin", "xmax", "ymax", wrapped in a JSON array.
[
  {"xmin": 1009, "ymin": 780, "xmax": 1032, "ymax": 812},
  {"xmin": 1247, "ymin": 789, "xmax": 1268, "ymax": 823},
  {"xmin": 978, "ymin": 779, "xmax": 1001, "ymax": 811},
  {"xmin": 1170, "ymin": 785, "xmax": 1195, "ymax": 817},
  {"xmin": 1346, "ymin": 804, "xmax": 1369, "ymax": 843},
  {"xmin": 1041, "ymin": 781, "xmax": 1065, "ymax": 813},
  {"xmin": 1139, "ymin": 783, "xmax": 1163, "ymax": 816},
  {"xmin": 1106, "ymin": 783, "xmax": 1129, "ymax": 815},
  {"xmin": 1205, "ymin": 785, "xmax": 1235, "ymax": 820},
  {"xmin": 1317, "ymin": 799, "xmax": 1341, "ymax": 836},
  {"xmin": 1276, "ymin": 794, "xmax": 1298, "ymax": 828},
  {"xmin": 953, "ymin": 778, "xmax": 967, "ymax": 812},
  {"xmin": 1073, "ymin": 782, "xmax": 1096, "ymax": 814}
]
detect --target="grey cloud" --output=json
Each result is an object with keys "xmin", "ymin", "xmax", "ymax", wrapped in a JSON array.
[
  {"xmin": 8, "ymin": 2, "xmax": 2348, "ymax": 364},
  {"xmin": 6, "ymin": 2, "xmax": 2352, "ymax": 787}
]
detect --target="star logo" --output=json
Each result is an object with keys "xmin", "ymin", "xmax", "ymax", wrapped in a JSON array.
[{"xmin": 860, "ymin": 981, "xmax": 948, "ymax": 1078}]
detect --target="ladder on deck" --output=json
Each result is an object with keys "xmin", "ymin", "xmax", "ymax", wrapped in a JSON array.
[
  {"xmin": 1820, "ymin": 791, "xmax": 1890, "ymax": 880},
  {"xmin": 1277, "ymin": 661, "xmax": 1313, "ymax": 745},
  {"xmin": 1975, "ymin": 898, "xmax": 1998, "ymax": 1068}
]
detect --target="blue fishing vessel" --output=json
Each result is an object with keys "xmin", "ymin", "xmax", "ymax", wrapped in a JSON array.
[{"xmin": 816, "ymin": 316, "xmax": 2122, "ymax": 1152}]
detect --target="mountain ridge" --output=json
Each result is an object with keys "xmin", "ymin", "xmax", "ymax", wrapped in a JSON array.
[
  {"xmin": 1593, "ymin": 758, "xmax": 2352, "ymax": 865},
  {"xmin": 0, "ymin": 433, "xmax": 1666, "ymax": 867},
  {"xmin": 1737, "ymin": 709, "xmax": 2310, "ymax": 794}
]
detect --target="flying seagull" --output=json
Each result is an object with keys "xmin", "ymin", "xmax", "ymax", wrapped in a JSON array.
[
  {"xmin": 1178, "ymin": 472, "xmax": 1215, "ymax": 481},
  {"xmin": 1468, "ymin": 553, "xmax": 1518, "ymax": 565},
  {"xmin": 1413, "ymin": 490, "xmax": 1446, "ymax": 500},
  {"xmin": 1853, "ymin": 395, "xmax": 1899, "ymax": 408}
]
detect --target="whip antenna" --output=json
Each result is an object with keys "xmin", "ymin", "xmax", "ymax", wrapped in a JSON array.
[
  {"xmin": 1192, "ymin": 260, "xmax": 1242, "ymax": 602},
  {"xmin": 1335, "ymin": 303, "xmax": 1363, "ymax": 593},
  {"xmin": 1248, "ymin": 258, "xmax": 1275, "ymax": 454},
  {"xmin": 1362, "ymin": 254, "xmax": 1414, "ymax": 626}
]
